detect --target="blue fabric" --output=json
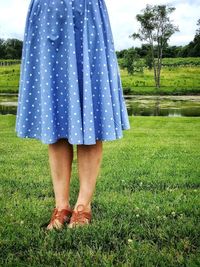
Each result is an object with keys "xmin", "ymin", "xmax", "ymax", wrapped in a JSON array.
[{"xmin": 15, "ymin": 0, "xmax": 131, "ymax": 145}]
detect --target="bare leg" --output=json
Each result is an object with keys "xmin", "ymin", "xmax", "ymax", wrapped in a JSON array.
[
  {"xmin": 74, "ymin": 140, "xmax": 103, "ymax": 212},
  {"xmin": 48, "ymin": 138, "xmax": 73, "ymax": 211}
]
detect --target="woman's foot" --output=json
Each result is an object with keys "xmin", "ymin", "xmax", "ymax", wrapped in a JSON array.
[
  {"xmin": 68, "ymin": 204, "xmax": 92, "ymax": 228},
  {"xmin": 46, "ymin": 206, "xmax": 73, "ymax": 230}
]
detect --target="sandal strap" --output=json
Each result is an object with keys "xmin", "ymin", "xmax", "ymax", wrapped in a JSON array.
[
  {"xmin": 70, "ymin": 209, "xmax": 92, "ymax": 224},
  {"xmin": 50, "ymin": 208, "xmax": 72, "ymax": 225}
]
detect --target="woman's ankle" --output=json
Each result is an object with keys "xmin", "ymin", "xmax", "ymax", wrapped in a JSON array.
[
  {"xmin": 74, "ymin": 202, "xmax": 92, "ymax": 212},
  {"xmin": 56, "ymin": 203, "xmax": 71, "ymax": 211}
]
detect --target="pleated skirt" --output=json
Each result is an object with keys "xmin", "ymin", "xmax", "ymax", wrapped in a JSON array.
[{"xmin": 15, "ymin": 0, "xmax": 131, "ymax": 145}]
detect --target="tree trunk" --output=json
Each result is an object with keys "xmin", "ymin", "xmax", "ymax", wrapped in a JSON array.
[
  {"xmin": 150, "ymin": 43, "xmax": 158, "ymax": 88},
  {"xmin": 157, "ymin": 48, "xmax": 163, "ymax": 88}
]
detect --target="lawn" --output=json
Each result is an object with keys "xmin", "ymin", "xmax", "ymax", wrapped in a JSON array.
[{"xmin": 0, "ymin": 115, "xmax": 199, "ymax": 266}]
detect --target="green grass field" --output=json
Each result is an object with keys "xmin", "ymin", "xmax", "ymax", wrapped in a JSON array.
[
  {"xmin": 121, "ymin": 66, "xmax": 200, "ymax": 95},
  {"xmin": 0, "ymin": 57, "xmax": 200, "ymax": 95},
  {"xmin": 0, "ymin": 115, "xmax": 199, "ymax": 266},
  {"xmin": 0, "ymin": 64, "xmax": 20, "ymax": 93}
]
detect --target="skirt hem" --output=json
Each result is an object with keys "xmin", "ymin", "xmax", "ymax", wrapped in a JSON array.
[{"xmin": 15, "ymin": 126, "xmax": 131, "ymax": 145}]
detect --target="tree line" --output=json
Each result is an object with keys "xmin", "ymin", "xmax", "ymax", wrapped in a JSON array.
[
  {"xmin": 0, "ymin": 31, "xmax": 199, "ymax": 61},
  {"xmin": 0, "ymin": 39, "xmax": 23, "ymax": 59},
  {"xmin": 0, "ymin": 35, "xmax": 198, "ymax": 60},
  {"xmin": 0, "ymin": 13, "xmax": 199, "ymax": 61}
]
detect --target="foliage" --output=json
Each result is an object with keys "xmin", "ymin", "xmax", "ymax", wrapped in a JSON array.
[
  {"xmin": 122, "ymin": 47, "xmax": 142, "ymax": 75},
  {"xmin": 184, "ymin": 18, "xmax": 200, "ymax": 57},
  {"xmin": 0, "ymin": 38, "xmax": 23, "ymax": 59}
]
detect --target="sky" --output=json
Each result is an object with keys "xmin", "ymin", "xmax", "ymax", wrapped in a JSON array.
[{"xmin": 0, "ymin": 0, "xmax": 199, "ymax": 51}]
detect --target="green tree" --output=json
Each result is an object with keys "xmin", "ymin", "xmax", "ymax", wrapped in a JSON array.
[
  {"xmin": 123, "ymin": 47, "xmax": 140, "ymax": 75},
  {"xmin": 196, "ymin": 18, "xmax": 200, "ymax": 35},
  {"xmin": 0, "ymin": 38, "xmax": 6, "ymax": 58},
  {"xmin": 145, "ymin": 50, "xmax": 153, "ymax": 69},
  {"xmin": 4, "ymin": 38, "xmax": 23, "ymax": 59},
  {"xmin": 129, "ymin": 4, "xmax": 179, "ymax": 88},
  {"xmin": 186, "ymin": 18, "xmax": 200, "ymax": 57}
]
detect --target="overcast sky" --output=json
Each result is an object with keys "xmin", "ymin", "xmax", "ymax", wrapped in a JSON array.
[{"xmin": 0, "ymin": 0, "xmax": 199, "ymax": 51}]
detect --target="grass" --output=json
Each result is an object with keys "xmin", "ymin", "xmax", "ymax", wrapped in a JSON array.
[
  {"xmin": 121, "ymin": 66, "xmax": 200, "ymax": 95},
  {"xmin": 1, "ymin": 58, "xmax": 200, "ymax": 95},
  {"xmin": 0, "ymin": 64, "xmax": 20, "ymax": 93},
  {"xmin": 0, "ymin": 115, "xmax": 200, "ymax": 266}
]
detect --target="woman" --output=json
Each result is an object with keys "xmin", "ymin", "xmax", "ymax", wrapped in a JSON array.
[{"xmin": 15, "ymin": 0, "xmax": 130, "ymax": 229}]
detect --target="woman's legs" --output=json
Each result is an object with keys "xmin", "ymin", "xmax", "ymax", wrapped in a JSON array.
[
  {"xmin": 48, "ymin": 138, "xmax": 74, "ymax": 211},
  {"xmin": 48, "ymin": 138, "xmax": 103, "ymax": 214},
  {"xmin": 74, "ymin": 140, "xmax": 103, "ymax": 212}
]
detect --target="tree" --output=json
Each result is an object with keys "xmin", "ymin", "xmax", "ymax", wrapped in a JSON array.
[
  {"xmin": 4, "ymin": 38, "xmax": 23, "ymax": 59},
  {"xmin": 196, "ymin": 18, "xmax": 200, "ymax": 36},
  {"xmin": 186, "ymin": 18, "xmax": 200, "ymax": 57},
  {"xmin": 116, "ymin": 49, "xmax": 127, "ymax": 59},
  {"xmin": 129, "ymin": 4, "xmax": 179, "ymax": 88},
  {"xmin": 135, "ymin": 44, "xmax": 151, "ymax": 57},
  {"xmin": 0, "ymin": 38, "xmax": 6, "ymax": 58},
  {"xmin": 0, "ymin": 38, "xmax": 23, "ymax": 59},
  {"xmin": 145, "ymin": 50, "xmax": 153, "ymax": 70},
  {"xmin": 123, "ymin": 47, "xmax": 141, "ymax": 75}
]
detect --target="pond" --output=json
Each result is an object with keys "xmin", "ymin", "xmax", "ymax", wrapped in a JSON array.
[
  {"xmin": 0, "ymin": 93, "xmax": 200, "ymax": 117},
  {"xmin": 125, "ymin": 95, "xmax": 200, "ymax": 117}
]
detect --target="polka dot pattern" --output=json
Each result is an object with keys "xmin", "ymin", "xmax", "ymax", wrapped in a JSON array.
[{"xmin": 15, "ymin": 0, "xmax": 131, "ymax": 145}]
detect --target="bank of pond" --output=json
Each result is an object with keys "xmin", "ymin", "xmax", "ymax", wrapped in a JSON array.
[{"xmin": 1, "ymin": 94, "xmax": 200, "ymax": 117}]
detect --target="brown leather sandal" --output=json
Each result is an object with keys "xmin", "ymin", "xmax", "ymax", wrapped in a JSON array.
[
  {"xmin": 46, "ymin": 207, "xmax": 73, "ymax": 230},
  {"xmin": 68, "ymin": 204, "xmax": 92, "ymax": 228}
]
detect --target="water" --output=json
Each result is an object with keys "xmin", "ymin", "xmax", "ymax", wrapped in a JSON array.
[
  {"xmin": 125, "ymin": 95, "xmax": 200, "ymax": 117},
  {"xmin": 0, "ymin": 93, "xmax": 18, "ymax": 115},
  {"xmin": 0, "ymin": 93, "xmax": 200, "ymax": 117}
]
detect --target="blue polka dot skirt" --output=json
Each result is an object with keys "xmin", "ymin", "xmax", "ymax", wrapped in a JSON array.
[{"xmin": 15, "ymin": 0, "xmax": 131, "ymax": 145}]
